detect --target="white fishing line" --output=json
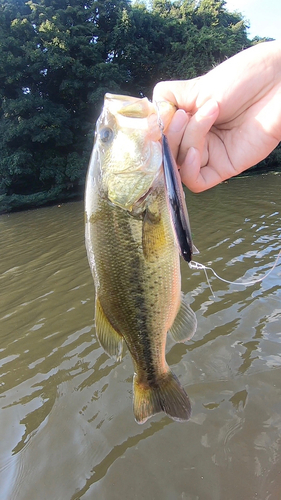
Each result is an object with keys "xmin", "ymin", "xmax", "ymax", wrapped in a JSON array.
[{"xmin": 189, "ymin": 249, "xmax": 281, "ymax": 297}]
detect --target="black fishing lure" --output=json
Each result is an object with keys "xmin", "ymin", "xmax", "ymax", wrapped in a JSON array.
[{"xmin": 162, "ymin": 134, "xmax": 194, "ymax": 262}]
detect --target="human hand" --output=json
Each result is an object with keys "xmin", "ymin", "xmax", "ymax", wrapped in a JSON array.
[{"xmin": 153, "ymin": 41, "xmax": 281, "ymax": 192}]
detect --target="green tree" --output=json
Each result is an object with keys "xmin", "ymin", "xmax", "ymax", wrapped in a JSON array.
[
  {"xmin": 0, "ymin": 0, "xmax": 132, "ymax": 212},
  {"xmin": 152, "ymin": 0, "xmax": 250, "ymax": 80},
  {"xmin": 0, "ymin": 0, "xmax": 278, "ymax": 213}
]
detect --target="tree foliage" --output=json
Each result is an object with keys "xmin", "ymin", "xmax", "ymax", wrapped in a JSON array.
[{"xmin": 0, "ymin": 0, "xmax": 278, "ymax": 212}]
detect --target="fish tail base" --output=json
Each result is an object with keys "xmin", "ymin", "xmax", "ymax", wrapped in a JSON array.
[{"xmin": 133, "ymin": 370, "xmax": 191, "ymax": 424}]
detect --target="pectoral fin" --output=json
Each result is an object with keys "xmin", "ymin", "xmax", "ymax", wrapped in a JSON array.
[
  {"xmin": 142, "ymin": 205, "xmax": 167, "ymax": 261},
  {"xmin": 169, "ymin": 293, "xmax": 197, "ymax": 343},
  {"xmin": 95, "ymin": 297, "xmax": 124, "ymax": 361}
]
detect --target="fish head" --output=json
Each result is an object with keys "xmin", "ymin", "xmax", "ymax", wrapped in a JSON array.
[{"xmin": 92, "ymin": 93, "xmax": 175, "ymax": 211}]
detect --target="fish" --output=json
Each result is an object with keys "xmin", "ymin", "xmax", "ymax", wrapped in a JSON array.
[{"xmin": 85, "ymin": 93, "xmax": 197, "ymax": 424}]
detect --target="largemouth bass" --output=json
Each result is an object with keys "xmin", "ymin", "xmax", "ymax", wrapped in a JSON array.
[{"xmin": 85, "ymin": 94, "xmax": 197, "ymax": 424}]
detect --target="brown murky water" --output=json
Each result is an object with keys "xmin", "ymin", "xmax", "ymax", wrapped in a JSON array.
[{"xmin": 0, "ymin": 173, "xmax": 280, "ymax": 500}]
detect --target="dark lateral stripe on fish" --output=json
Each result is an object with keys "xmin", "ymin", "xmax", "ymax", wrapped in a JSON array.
[
  {"xmin": 124, "ymin": 256, "xmax": 158, "ymax": 384},
  {"xmin": 162, "ymin": 134, "xmax": 193, "ymax": 262},
  {"xmin": 112, "ymin": 208, "xmax": 161, "ymax": 385}
]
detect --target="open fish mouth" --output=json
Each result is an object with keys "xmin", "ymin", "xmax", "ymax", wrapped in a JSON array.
[{"xmin": 104, "ymin": 93, "xmax": 153, "ymax": 119}]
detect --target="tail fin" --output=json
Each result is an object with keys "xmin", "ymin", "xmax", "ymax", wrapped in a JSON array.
[{"xmin": 133, "ymin": 370, "xmax": 191, "ymax": 424}]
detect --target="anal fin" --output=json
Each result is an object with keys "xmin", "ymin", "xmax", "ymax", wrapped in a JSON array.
[
  {"xmin": 95, "ymin": 297, "xmax": 124, "ymax": 361},
  {"xmin": 169, "ymin": 293, "xmax": 197, "ymax": 343}
]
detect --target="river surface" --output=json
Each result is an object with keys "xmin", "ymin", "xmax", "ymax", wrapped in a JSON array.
[{"xmin": 0, "ymin": 173, "xmax": 280, "ymax": 500}]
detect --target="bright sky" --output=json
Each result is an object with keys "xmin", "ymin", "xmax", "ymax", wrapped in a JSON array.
[{"xmin": 225, "ymin": 0, "xmax": 281, "ymax": 41}]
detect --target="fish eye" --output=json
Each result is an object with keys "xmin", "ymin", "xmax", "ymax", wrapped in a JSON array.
[{"xmin": 100, "ymin": 127, "xmax": 113, "ymax": 143}]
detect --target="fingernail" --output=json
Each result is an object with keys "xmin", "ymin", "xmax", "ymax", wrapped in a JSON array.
[
  {"xmin": 198, "ymin": 99, "xmax": 218, "ymax": 117},
  {"xmin": 169, "ymin": 109, "xmax": 188, "ymax": 133}
]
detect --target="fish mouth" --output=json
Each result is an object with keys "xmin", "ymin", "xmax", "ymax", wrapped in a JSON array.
[
  {"xmin": 105, "ymin": 93, "xmax": 153, "ymax": 119},
  {"xmin": 104, "ymin": 93, "xmax": 162, "ymax": 141},
  {"xmin": 104, "ymin": 93, "xmax": 177, "ymax": 135}
]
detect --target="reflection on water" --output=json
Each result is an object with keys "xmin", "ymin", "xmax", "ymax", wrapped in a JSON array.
[{"xmin": 0, "ymin": 173, "xmax": 280, "ymax": 500}]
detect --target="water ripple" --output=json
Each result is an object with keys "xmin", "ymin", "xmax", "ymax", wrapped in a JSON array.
[{"xmin": 0, "ymin": 175, "xmax": 281, "ymax": 499}]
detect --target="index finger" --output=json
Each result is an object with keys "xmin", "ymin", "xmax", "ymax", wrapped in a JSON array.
[{"xmin": 153, "ymin": 79, "xmax": 202, "ymax": 116}]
